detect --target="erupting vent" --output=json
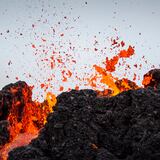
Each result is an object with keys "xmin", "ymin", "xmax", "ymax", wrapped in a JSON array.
[
  {"xmin": 0, "ymin": 1, "xmax": 159, "ymax": 160},
  {"xmin": 0, "ymin": 68, "xmax": 160, "ymax": 160},
  {"xmin": 0, "ymin": 31, "xmax": 159, "ymax": 160},
  {"xmin": 4, "ymin": 68, "xmax": 160, "ymax": 160}
]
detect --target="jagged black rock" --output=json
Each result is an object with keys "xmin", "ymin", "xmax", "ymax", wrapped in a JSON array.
[{"xmin": 8, "ymin": 87, "xmax": 160, "ymax": 160}]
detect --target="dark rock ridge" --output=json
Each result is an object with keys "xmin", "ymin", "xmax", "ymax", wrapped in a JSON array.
[{"xmin": 8, "ymin": 86, "xmax": 160, "ymax": 160}]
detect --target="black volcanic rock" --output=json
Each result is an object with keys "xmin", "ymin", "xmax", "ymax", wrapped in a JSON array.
[
  {"xmin": 0, "ymin": 120, "xmax": 9, "ymax": 146},
  {"xmin": 8, "ymin": 88, "xmax": 160, "ymax": 160}
]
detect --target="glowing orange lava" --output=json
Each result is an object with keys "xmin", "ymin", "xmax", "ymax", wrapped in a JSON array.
[
  {"xmin": 0, "ymin": 85, "xmax": 57, "ymax": 160},
  {"xmin": 1, "ymin": 37, "xmax": 153, "ymax": 160}
]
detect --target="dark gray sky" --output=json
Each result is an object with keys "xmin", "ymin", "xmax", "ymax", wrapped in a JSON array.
[{"xmin": 0, "ymin": 0, "xmax": 160, "ymax": 100}]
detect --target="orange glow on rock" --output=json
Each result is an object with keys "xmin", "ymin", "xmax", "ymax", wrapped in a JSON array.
[
  {"xmin": 142, "ymin": 75, "xmax": 152, "ymax": 86},
  {"xmin": 0, "ymin": 82, "xmax": 57, "ymax": 160}
]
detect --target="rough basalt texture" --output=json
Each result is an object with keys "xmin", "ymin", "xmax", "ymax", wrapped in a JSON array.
[
  {"xmin": 0, "ymin": 120, "xmax": 9, "ymax": 146},
  {"xmin": 8, "ymin": 87, "xmax": 160, "ymax": 160}
]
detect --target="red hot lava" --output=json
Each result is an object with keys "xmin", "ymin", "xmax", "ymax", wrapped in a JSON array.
[
  {"xmin": 0, "ymin": 37, "xmax": 156, "ymax": 160},
  {"xmin": 0, "ymin": 81, "xmax": 56, "ymax": 160}
]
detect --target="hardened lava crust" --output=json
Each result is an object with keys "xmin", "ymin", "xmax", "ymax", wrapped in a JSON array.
[{"xmin": 8, "ymin": 86, "xmax": 160, "ymax": 160}]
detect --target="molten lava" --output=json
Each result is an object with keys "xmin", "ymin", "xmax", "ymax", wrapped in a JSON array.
[
  {"xmin": 0, "ymin": 81, "xmax": 56, "ymax": 160},
  {"xmin": 0, "ymin": 37, "xmax": 156, "ymax": 160},
  {"xmin": 142, "ymin": 69, "xmax": 160, "ymax": 88},
  {"xmin": 93, "ymin": 64, "xmax": 120, "ymax": 96},
  {"xmin": 115, "ymin": 78, "xmax": 139, "ymax": 92},
  {"xmin": 106, "ymin": 45, "xmax": 135, "ymax": 72}
]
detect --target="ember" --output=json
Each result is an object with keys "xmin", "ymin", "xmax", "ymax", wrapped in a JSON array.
[{"xmin": 106, "ymin": 46, "xmax": 135, "ymax": 72}]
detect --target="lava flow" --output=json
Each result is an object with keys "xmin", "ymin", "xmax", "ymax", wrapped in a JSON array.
[
  {"xmin": 0, "ymin": 81, "xmax": 56, "ymax": 160},
  {"xmin": 0, "ymin": 38, "xmax": 156, "ymax": 160}
]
